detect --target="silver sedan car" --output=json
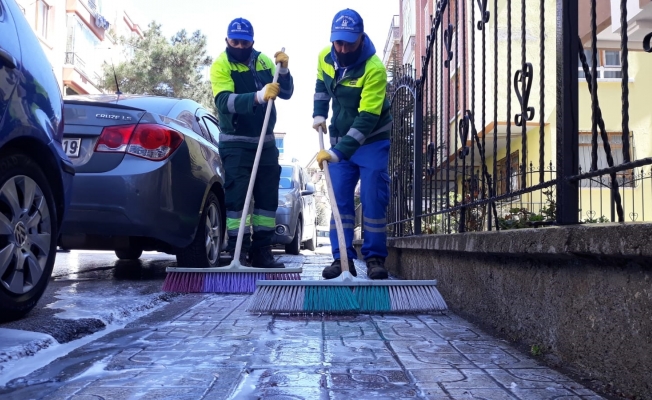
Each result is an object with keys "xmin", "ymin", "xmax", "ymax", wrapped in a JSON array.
[{"xmin": 271, "ymin": 163, "xmax": 317, "ymax": 254}]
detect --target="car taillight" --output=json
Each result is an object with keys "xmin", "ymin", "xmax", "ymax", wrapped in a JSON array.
[
  {"xmin": 95, "ymin": 124, "xmax": 136, "ymax": 152},
  {"xmin": 127, "ymin": 124, "xmax": 184, "ymax": 161},
  {"xmin": 95, "ymin": 124, "xmax": 184, "ymax": 161}
]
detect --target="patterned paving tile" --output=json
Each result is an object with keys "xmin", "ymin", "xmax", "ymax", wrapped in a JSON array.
[{"xmin": 0, "ymin": 254, "xmax": 605, "ymax": 400}]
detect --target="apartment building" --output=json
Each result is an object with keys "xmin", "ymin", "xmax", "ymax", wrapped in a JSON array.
[{"xmin": 15, "ymin": 0, "xmax": 142, "ymax": 95}]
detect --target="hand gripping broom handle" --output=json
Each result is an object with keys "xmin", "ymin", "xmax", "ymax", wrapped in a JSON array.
[
  {"xmin": 232, "ymin": 48, "xmax": 285, "ymax": 263},
  {"xmin": 318, "ymin": 127, "xmax": 350, "ymax": 273}
]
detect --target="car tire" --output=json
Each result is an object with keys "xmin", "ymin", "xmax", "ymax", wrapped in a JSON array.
[
  {"xmin": 304, "ymin": 224, "xmax": 316, "ymax": 251},
  {"xmin": 115, "ymin": 248, "xmax": 143, "ymax": 260},
  {"xmin": 0, "ymin": 153, "xmax": 58, "ymax": 322},
  {"xmin": 176, "ymin": 192, "xmax": 222, "ymax": 268},
  {"xmin": 285, "ymin": 220, "xmax": 302, "ymax": 255}
]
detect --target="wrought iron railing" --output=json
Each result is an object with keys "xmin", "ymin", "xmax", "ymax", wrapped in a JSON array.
[{"xmin": 386, "ymin": 0, "xmax": 652, "ymax": 237}]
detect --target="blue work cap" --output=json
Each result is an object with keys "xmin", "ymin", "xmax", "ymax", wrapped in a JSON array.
[
  {"xmin": 330, "ymin": 9, "xmax": 364, "ymax": 43},
  {"xmin": 227, "ymin": 17, "xmax": 254, "ymax": 41}
]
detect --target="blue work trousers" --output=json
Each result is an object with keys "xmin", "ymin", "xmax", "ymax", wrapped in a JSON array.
[{"xmin": 329, "ymin": 139, "xmax": 390, "ymax": 261}]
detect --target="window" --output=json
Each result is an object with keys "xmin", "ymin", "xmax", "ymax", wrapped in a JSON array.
[
  {"xmin": 275, "ymin": 138, "xmax": 284, "ymax": 155},
  {"xmin": 578, "ymin": 49, "xmax": 622, "ymax": 80},
  {"xmin": 66, "ymin": 15, "xmax": 101, "ymax": 77},
  {"xmin": 203, "ymin": 117, "xmax": 221, "ymax": 144},
  {"xmin": 495, "ymin": 151, "xmax": 520, "ymax": 196},
  {"xmin": 578, "ymin": 132, "xmax": 635, "ymax": 187},
  {"xmin": 36, "ymin": 0, "xmax": 51, "ymax": 39}
]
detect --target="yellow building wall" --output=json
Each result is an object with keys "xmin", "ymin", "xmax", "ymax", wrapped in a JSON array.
[
  {"xmin": 576, "ymin": 50, "xmax": 652, "ymax": 222},
  {"xmin": 429, "ymin": 0, "xmax": 651, "ymax": 230}
]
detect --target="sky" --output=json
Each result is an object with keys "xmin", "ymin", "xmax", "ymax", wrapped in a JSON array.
[{"xmin": 128, "ymin": 0, "xmax": 399, "ymax": 166}]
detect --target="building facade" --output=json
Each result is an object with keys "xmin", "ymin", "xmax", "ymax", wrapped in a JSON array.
[{"xmin": 15, "ymin": 0, "xmax": 142, "ymax": 95}]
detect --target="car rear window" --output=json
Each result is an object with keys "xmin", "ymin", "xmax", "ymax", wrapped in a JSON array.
[
  {"xmin": 279, "ymin": 166, "xmax": 293, "ymax": 189},
  {"xmin": 115, "ymin": 97, "xmax": 178, "ymax": 116}
]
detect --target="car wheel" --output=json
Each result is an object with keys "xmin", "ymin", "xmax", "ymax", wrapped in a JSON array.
[
  {"xmin": 115, "ymin": 248, "xmax": 143, "ymax": 260},
  {"xmin": 0, "ymin": 154, "xmax": 58, "ymax": 322},
  {"xmin": 176, "ymin": 192, "xmax": 222, "ymax": 268},
  {"xmin": 285, "ymin": 220, "xmax": 301, "ymax": 255},
  {"xmin": 304, "ymin": 224, "xmax": 316, "ymax": 251}
]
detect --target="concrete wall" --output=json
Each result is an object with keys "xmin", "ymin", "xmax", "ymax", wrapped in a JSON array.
[{"xmin": 355, "ymin": 223, "xmax": 652, "ymax": 399}]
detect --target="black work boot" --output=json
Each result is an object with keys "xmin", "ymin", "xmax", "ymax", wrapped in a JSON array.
[
  {"xmin": 322, "ymin": 258, "xmax": 357, "ymax": 279},
  {"xmin": 366, "ymin": 257, "xmax": 389, "ymax": 280},
  {"xmin": 249, "ymin": 247, "xmax": 285, "ymax": 268}
]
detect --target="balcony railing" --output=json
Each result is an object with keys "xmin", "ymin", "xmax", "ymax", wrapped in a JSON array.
[
  {"xmin": 65, "ymin": 52, "xmax": 101, "ymax": 88},
  {"xmin": 65, "ymin": 52, "xmax": 87, "ymax": 72},
  {"xmin": 383, "ymin": 15, "xmax": 400, "ymax": 65}
]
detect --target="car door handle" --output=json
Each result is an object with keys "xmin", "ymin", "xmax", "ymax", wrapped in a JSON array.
[{"xmin": 0, "ymin": 48, "xmax": 17, "ymax": 69}]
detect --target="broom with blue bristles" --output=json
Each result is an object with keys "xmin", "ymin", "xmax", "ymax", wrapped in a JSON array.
[
  {"xmin": 163, "ymin": 47, "xmax": 302, "ymax": 294},
  {"xmin": 246, "ymin": 128, "xmax": 447, "ymax": 313}
]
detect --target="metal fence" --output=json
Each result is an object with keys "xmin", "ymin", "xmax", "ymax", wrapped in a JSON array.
[{"xmin": 386, "ymin": 0, "xmax": 652, "ymax": 237}]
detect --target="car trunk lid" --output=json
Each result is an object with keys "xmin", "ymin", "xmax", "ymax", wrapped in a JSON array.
[{"xmin": 63, "ymin": 101, "xmax": 146, "ymax": 173}]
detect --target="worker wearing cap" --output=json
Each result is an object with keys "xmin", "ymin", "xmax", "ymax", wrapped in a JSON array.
[
  {"xmin": 312, "ymin": 9, "xmax": 393, "ymax": 279},
  {"xmin": 210, "ymin": 17, "xmax": 294, "ymax": 268}
]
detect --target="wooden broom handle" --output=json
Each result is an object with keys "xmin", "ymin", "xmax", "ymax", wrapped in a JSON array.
[{"xmin": 318, "ymin": 127, "xmax": 350, "ymax": 273}]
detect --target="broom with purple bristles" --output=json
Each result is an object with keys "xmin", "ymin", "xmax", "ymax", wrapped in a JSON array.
[{"xmin": 163, "ymin": 47, "xmax": 302, "ymax": 293}]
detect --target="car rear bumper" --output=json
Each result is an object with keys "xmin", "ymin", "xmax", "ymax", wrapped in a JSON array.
[{"xmin": 60, "ymin": 155, "xmax": 201, "ymax": 249}]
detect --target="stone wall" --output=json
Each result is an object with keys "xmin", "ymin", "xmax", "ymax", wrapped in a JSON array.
[{"xmin": 355, "ymin": 223, "xmax": 652, "ymax": 399}]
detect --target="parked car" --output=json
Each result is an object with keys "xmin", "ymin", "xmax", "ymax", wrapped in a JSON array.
[
  {"xmin": 272, "ymin": 163, "xmax": 317, "ymax": 254},
  {"xmin": 0, "ymin": 0, "xmax": 74, "ymax": 320},
  {"xmin": 59, "ymin": 94, "xmax": 226, "ymax": 268}
]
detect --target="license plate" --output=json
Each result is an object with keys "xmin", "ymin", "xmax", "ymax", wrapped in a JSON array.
[{"xmin": 62, "ymin": 138, "xmax": 81, "ymax": 158}]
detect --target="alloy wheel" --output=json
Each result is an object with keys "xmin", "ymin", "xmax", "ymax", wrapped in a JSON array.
[
  {"xmin": 0, "ymin": 176, "xmax": 52, "ymax": 295},
  {"xmin": 204, "ymin": 202, "xmax": 221, "ymax": 265}
]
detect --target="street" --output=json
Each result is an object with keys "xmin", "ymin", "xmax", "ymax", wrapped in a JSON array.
[{"xmin": 0, "ymin": 249, "xmax": 605, "ymax": 400}]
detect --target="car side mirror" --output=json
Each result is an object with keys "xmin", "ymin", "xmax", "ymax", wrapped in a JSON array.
[{"xmin": 301, "ymin": 182, "xmax": 315, "ymax": 196}]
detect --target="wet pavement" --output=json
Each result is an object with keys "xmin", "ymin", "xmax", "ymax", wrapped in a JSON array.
[{"xmin": 1, "ymin": 252, "xmax": 605, "ymax": 399}]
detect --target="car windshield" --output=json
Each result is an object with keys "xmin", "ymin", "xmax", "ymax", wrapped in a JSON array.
[{"xmin": 279, "ymin": 166, "xmax": 293, "ymax": 189}]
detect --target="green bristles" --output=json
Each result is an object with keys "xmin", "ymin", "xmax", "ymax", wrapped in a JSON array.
[
  {"xmin": 303, "ymin": 286, "xmax": 358, "ymax": 313},
  {"xmin": 355, "ymin": 286, "xmax": 391, "ymax": 312}
]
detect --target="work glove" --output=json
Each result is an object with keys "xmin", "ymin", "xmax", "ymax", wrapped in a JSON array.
[
  {"xmin": 274, "ymin": 51, "xmax": 289, "ymax": 72},
  {"xmin": 313, "ymin": 116, "xmax": 328, "ymax": 134},
  {"xmin": 316, "ymin": 149, "xmax": 340, "ymax": 170},
  {"xmin": 256, "ymin": 83, "xmax": 280, "ymax": 104}
]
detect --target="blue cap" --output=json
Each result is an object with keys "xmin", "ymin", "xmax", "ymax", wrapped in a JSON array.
[
  {"xmin": 227, "ymin": 18, "xmax": 254, "ymax": 41},
  {"xmin": 330, "ymin": 9, "xmax": 364, "ymax": 43}
]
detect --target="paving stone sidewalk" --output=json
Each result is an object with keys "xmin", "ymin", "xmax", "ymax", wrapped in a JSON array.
[{"xmin": 3, "ymin": 253, "xmax": 604, "ymax": 399}]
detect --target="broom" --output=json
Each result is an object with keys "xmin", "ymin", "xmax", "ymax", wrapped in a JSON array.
[
  {"xmin": 246, "ymin": 127, "xmax": 447, "ymax": 313},
  {"xmin": 163, "ymin": 47, "xmax": 301, "ymax": 293}
]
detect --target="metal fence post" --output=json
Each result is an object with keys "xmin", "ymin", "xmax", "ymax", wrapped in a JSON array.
[
  {"xmin": 414, "ymin": 82, "xmax": 423, "ymax": 235},
  {"xmin": 556, "ymin": 0, "xmax": 579, "ymax": 225}
]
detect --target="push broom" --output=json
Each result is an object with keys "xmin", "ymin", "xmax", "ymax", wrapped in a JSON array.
[
  {"xmin": 163, "ymin": 48, "xmax": 301, "ymax": 294},
  {"xmin": 247, "ymin": 127, "xmax": 447, "ymax": 313}
]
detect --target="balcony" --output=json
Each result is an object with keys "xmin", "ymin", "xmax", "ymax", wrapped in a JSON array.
[
  {"xmin": 63, "ymin": 52, "xmax": 102, "ymax": 94},
  {"xmin": 382, "ymin": 15, "xmax": 400, "ymax": 66},
  {"xmin": 65, "ymin": 52, "xmax": 87, "ymax": 74}
]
